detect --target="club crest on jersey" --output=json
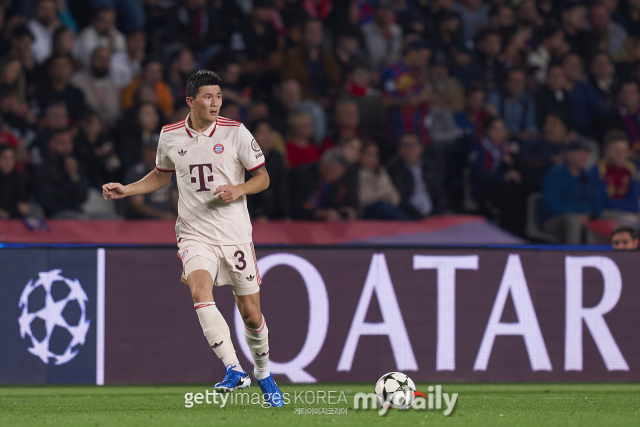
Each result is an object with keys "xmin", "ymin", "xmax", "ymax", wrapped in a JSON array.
[
  {"xmin": 251, "ymin": 139, "xmax": 260, "ymax": 152},
  {"xmin": 213, "ymin": 144, "xmax": 224, "ymax": 154}
]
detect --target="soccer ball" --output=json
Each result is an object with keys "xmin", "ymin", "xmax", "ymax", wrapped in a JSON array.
[{"xmin": 374, "ymin": 372, "xmax": 416, "ymax": 409}]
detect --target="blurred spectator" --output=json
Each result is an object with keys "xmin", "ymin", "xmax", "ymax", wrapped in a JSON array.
[
  {"xmin": 468, "ymin": 116, "xmax": 526, "ymax": 235},
  {"xmin": 475, "ymin": 29, "xmax": 505, "ymax": 92},
  {"xmin": 611, "ymin": 225, "xmax": 639, "ymax": 249},
  {"xmin": 322, "ymin": 99, "xmax": 360, "ymax": 150},
  {"xmin": 387, "ymin": 133, "xmax": 444, "ymax": 219},
  {"xmin": 73, "ymin": 8, "xmax": 126, "ymax": 69},
  {"xmin": 71, "ymin": 47, "xmax": 121, "ymax": 128},
  {"xmin": 216, "ymin": 58, "xmax": 251, "ymax": 108},
  {"xmin": 290, "ymin": 147, "xmax": 357, "ymax": 221},
  {"xmin": 37, "ymin": 53, "xmax": 85, "ymax": 122},
  {"xmin": 74, "ymin": 109, "xmax": 121, "ymax": 188},
  {"xmin": 0, "ymin": 144, "xmax": 30, "ymax": 219},
  {"xmin": 0, "ymin": 56, "xmax": 26, "ymax": 104},
  {"xmin": 588, "ymin": 51, "xmax": 616, "ymax": 110},
  {"xmin": 27, "ymin": 0, "xmax": 61, "ymax": 64},
  {"xmin": 562, "ymin": 52, "xmax": 606, "ymax": 137},
  {"xmin": 541, "ymin": 141, "xmax": 601, "ymax": 245},
  {"xmin": 561, "ymin": 2, "xmax": 597, "ymax": 59},
  {"xmin": 283, "ymin": 18, "xmax": 341, "ymax": 107},
  {"xmin": 168, "ymin": 0, "xmax": 226, "ymax": 61},
  {"xmin": 500, "ymin": 25, "xmax": 533, "ymax": 70},
  {"xmin": 8, "ymin": 26, "xmax": 38, "ymax": 90},
  {"xmin": 121, "ymin": 57, "xmax": 174, "ymax": 118},
  {"xmin": 535, "ymin": 63, "xmax": 572, "ymax": 129},
  {"xmin": 362, "ymin": 1, "xmax": 402, "ymax": 69},
  {"xmin": 516, "ymin": 0, "xmax": 544, "ymax": 27},
  {"xmin": 455, "ymin": 85, "xmax": 491, "ymax": 139},
  {"xmin": 431, "ymin": 9, "xmax": 462, "ymax": 65},
  {"xmin": 591, "ymin": 130, "xmax": 640, "ymax": 225},
  {"xmin": 333, "ymin": 25, "xmax": 365, "ymax": 79},
  {"xmin": 588, "ymin": 2, "xmax": 627, "ymax": 57},
  {"xmin": 110, "ymin": 31, "xmax": 146, "ymax": 88},
  {"xmin": 124, "ymin": 138, "xmax": 177, "ymax": 220},
  {"xmin": 89, "ymin": 0, "xmax": 145, "ymax": 34},
  {"xmin": 358, "ymin": 141, "xmax": 407, "ymax": 219},
  {"xmin": 381, "ymin": 39, "xmax": 431, "ymax": 145},
  {"xmin": 271, "ymin": 79, "xmax": 326, "ymax": 143},
  {"xmin": 429, "ymin": 57, "xmax": 464, "ymax": 113},
  {"xmin": 229, "ymin": 0, "xmax": 280, "ymax": 73},
  {"xmin": 34, "ymin": 128, "xmax": 89, "ymax": 218},
  {"xmin": 167, "ymin": 48, "xmax": 195, "ymax": 103},
  {"xmin": 286, "ymin": 110, "xmax": 320, "ymax": 169},
  {"xmin": 52, "ymin": 26, "xmax": 75, "ymax": 57},
  {"xmin": 119, "ymin": 102, "xmax": 161, "ymax": 172},
  {"xmin": 602, "ymin": 80, "xmax": 640, "ymax": 155},
  {"xmin": 487, "ymin": 67, "xmax": 537, "ymax": 140},
  {"xmin": 527, "ymin": 25, "xmax": 568, "ymax": 84},
  {"xmin": 220, "ymin": 101, "xmax": 240, "ymax": 122},
  {"xmin": 30, "ymin": 102, "xmax": 69, "ymax": 165},
  {"xmin": 343, "ymin": 62, "xmax": 386, "ymax": 147},
  {"xmin": 454, "ymin": 0, "xmax": 489, "ymax": 42},
  {"xmin": 336, "ymin": 135, "xmax": 361, "ymax": 218},
  {"xmin": 246, "ymin": 119, "xmax": 289, "ymax": 220}
]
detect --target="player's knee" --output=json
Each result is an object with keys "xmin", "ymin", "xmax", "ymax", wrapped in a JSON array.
[
  {"xmin": 189, "ymin": 275, "xmax": 213, "ymax": 303},
  {"xmin": 242, "ymin": 311, "xmax": 262, "ymax": 330}
]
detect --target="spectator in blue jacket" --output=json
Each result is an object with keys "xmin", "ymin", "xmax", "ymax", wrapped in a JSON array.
[
  {"xmin": 487, "ymin": 67, "xmax": 537, "ymax": 141},
  {"xmin": 591, "ymin": 129, "xmax": 640, "ymax": 226},
  {"xmin": 562, "ymin": 52, "xmax": 606, "ymax": 137},
  {"xmin": 542, "ymin": 140, "xmax": 602, "ymax": 244}
]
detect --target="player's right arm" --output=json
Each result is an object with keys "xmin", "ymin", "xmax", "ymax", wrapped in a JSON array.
[{"xmin": 102, "ymin": 168, "xmax": 173, "ymax": 200}]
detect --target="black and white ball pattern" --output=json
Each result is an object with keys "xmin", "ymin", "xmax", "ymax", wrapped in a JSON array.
[{"xmin": 374, "ymin": 372, "xmax": 416, "ymax": 409}]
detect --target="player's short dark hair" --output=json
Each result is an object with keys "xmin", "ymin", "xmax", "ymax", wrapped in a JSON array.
[
  {"xmin": 612, "ymin": 225, "xmax": 638, "ymax": 241},
  {"xmin": 186, "ymin": 70, "xmax": 223, "ymax": 99}
]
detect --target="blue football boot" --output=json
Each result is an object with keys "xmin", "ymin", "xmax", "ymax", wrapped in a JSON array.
[
  {"xmin": 214, "ymin": 365, "xmax": 251, "ymax": 392},
  {"xmin": 255, "ymin": 369, "xmax": 284, "ymax": 407}
]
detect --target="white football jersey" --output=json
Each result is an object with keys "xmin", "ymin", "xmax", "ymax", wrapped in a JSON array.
[{"xmin": 156, "ymin": 114, "xmax": 265, "ymax": 245}]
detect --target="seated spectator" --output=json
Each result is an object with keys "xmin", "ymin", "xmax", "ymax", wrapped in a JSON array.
[
  {"xmin": 121, "ymin": 57, "xmax": 174, "ymax": 119},
  {"xmin": 343, "ymin": 63, "xmax": 386, "ymax": 149},
  {"xmin": 167, "ymin": 48, "xmax": 195, "ymax": 103},
  {"xmin": 535, "ymin": 63, "xmax": 573, "ymax": 129},
  {"xmin": 283, "ymin": 18, "xmax": 341, "ymax": 107},
  {"xmin": 30, "ymin": 102, "xmax": 70, "ymax": 165},
  {"xmin": 124, "ymin": 139, "xmax": 177, "ymax": 220},
  {"xmin": 0, "ymin": 145, "xmax": 30, "ymax": 219},
  {"xmin": 561, "ymin": 2, "xmax": 598, "ymax": 59},
  {"xmin": 71, "ymin": 47, "xmax": 121, "ymax": 129},
  {"xmin": 500, "ymin": 26, "xmax": 533, "ymax": 70},
  {"xmin": 167, "ymin": 0, "xmax": 226, "ymax": 58},
  {"xmin": 220, "ymin": 101, "xmax": 241, "ymax": 122},
  {"xmin": 602, "ymin": 80, "xmax": 640, "ymax": 155},
  {"xmin": 321, "ymin": 99, "xmax": 360, "ymax": 151},
  {"xmin": 74, "ymin": 109, "xmax": 121, "ymax": 188},
  {"xmin": 73, "ymin": 8, "xmax": 126, "ymax": 68},
  {"xmin": 591, "ymin": 130, "xmax": 640, "ymax": 226},
  {"xmin": 474, "ymin": 29, "xmax": 505, "ymax": 92},
  {"xmin": 110, "ymin": 31, "xmax": 147, "ymax": 88},
  {"xmin": 270, "ymin": 79, "xmax": 326, "ymax": 143},
  {"xmin": 468, "ymin": 116, "xmax": 526, "ymax": 236},
  {"xmin": 454, "ymin": 0, "xmax": 489, "ymax": 42},
  {"xmin": 588, "ymin": 52, "xmax": 616, "ymax": 110},
  {"xmin": 527, "ymin": 24, "xmax": 568, "ymax": 84},
  {"xmin": 387, "ymin": 133, "xmax": 444, "ymax": 219},
  {"xmin": 541, "ymin": 141, "xmax": 601, "ymax": 244},
  {"xmin": 0, "ymin": 56, "xmax": 27, "ymax": 106},
  {"xmin": 611, "ymin": 225, "xmax": 639, "ymax": 250},
  {"xmin": 216, "ymin": 58, "xmax": 251, "ymax": 108},
  {"xmin": 431, "ymin": 9, "xmax": 463, "ymax": 65},
  {"xmin": 381, "ymin": 39, "xmax": 432, "ymax": 145},
  {"xmin": 286, "ymin": 111, "xmax": 320, "ymax": 169},
  {"xmin": 562, "ymin": 52, "xmax": 606, "ymax": 137},
  {"xmin": 588, "ymin": 3, "xmax": 627, "ymax": 57},
  {"xmin": 7, "ymin": 26, "xmax": 37, "ymax": 89},
  {"xmin": 37, "ymin": 54, "xmax": 85, "ymax": 123},
  {"xmin": 52, "ymin": 26, "xmax": 76, "ymax": 59},
  {"xmin": 358, "ymin": 141, "xmax": 408, "ymax": 220},
  {"xmin": 336, "ymin": 136, "xmax": 362, "ymax": 216},
  {"xmin": 455, "ymin": 85, "xmax": 491, "ymax": 139},
  {"xmin": 246, "ymin": 119, "xmax": 289, "ymax": 220},
  {"xmin": 290, "ymin": 148, "xmax": 358, "ymax": 221},
  {"xmin": 362, "ymin": 1, "xmax": 402, "ymax": 69},
  {"xmin": 333, "ymin": 25, "xmax": 365, "ymax": 79},
  {"xmin": 119, "ymin": 102, "xmax": 161, "ymax": 172},
  {"xmin": 487, "ymin": 67, "xmax": 537, "ymax": 141},
  {"xmin": 428, "ymin": 57, "xmax": 464, "ymax": 115},
  {"xmin": 27, "ymin": 0, "xmax": 61, "ymax": 64},
  {"xmin": 34, "ymin": 129, "xmax": 89, "ymax": 218},
  {"xmin": 229, "ymin": 0, "xmax": 280, "ymax": 74}
]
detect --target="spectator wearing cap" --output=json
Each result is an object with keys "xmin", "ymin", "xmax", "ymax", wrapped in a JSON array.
[
  {"xmin": 34, "ymin": 128, "xmax": 89, "ymax": 219},
  {"xmin": 362, "ymin": 0, "xmax": 403, "ymax": 70},
  {"xmin": 283, "ymin": 18, "xmax": 341, "ymax": 108},
  {"xmin": 380, "ymin": 39, "xmax": 431, "ymax": 146},
  {"xmin": 611, "ymin": 225, "xmax": 639, "ymax": 250},
  {"xmin": 588, "ymin": 52, "xmax": 617, "ymax": 110},
  {"xmin": 123, "ymin": 135, "xmax": 177, "ymax": 220},
  {"xmin": 290, "ymin": 147, "xmax": 358, "ymax": 221},
  {"xmin": 527, "ymin": 25, "xmax": 569, "ymax": 84},
  {"xmin": 73, "ymin": 8, "xmax": 126, "ymax": 69},
  {"xmin": 0, "ymin": 145, "xmax": 30, "ymax": 219},
  {"xmin": 535, "ymin": 63, "xmax": 573, "ymax": 129},
  {"xmin": 386, "ymin": 133, "xmax": 445, "ymax": 219},
  {"xmin": 541, "ymin": 140, "xmax": 602, "ymax": 245},
  {"xmin": 562, "ymin": 52, "xmax": 606, "ymax": 137},
  {"xmin": 602, "ymin": 80, "xmax": 640, "ymax": 156},
  {"xmin": 591, "ymin": 130, "xmax": 640, "ymax": 226},
  {"xmin": 487, "ymin": 68, "xmax": 537, "ymax": 141},
  {"xmin": 588, "ymin": 3, "xmax": 628, "ymax": 57},
  {"xmin": 561, "ymin": 2, "xmax": 598, "ymax": 60},
  {"xmin": 454, "ymin": 0, "xmax": 489, "ymax": 42},
  {"xmin": 36, "ymin": 54, "xmax": 85, "ymax": 123},
  {"xmin": 121, "ymin": 57, "xmax": 174, "ymax": 119},
  {"xmin": 246, "ymin": 119, "xmax": 290, "ymax": 220},
  {"xmin": 71, "ymin": 47, "xmax": 122, "ymax": 129}
]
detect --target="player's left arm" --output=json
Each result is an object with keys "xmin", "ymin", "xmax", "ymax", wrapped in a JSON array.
[{"xmin": 215, "ymin": 166, "xmax": 270, "ymax": 204}]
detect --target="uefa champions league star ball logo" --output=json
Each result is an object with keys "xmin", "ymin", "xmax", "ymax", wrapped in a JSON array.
[{"xmin": 18, "ymin": 269, "xmax": 91, "ymax": 365}]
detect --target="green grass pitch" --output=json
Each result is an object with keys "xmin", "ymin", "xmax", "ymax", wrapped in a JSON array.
[{"xmin": 1, "ymin": 383, "xmax": 639, "ymax": 427}]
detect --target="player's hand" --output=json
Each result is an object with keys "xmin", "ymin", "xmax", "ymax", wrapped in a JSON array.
[
  {"xmin": 214, "ymin": 184, "xmax": 244, "ymax": 203},
  {"xmin": 102, "ymin": 183, "xmax": 127, "ymax": 200}
]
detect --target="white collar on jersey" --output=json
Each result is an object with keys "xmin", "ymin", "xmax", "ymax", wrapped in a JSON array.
[{"xmin": 184, "ymin": 113, "xmax": 217, "ymax": 138}]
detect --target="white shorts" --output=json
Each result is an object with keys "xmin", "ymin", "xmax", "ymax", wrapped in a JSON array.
[{"xmin": 177, "ymin": 239, "xmax": 261, "ymax": 296}]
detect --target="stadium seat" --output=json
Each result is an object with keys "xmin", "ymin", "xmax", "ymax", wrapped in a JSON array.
[{"xmin": 525, "ymin": 192, "xmax": 559, "ymax": 243}]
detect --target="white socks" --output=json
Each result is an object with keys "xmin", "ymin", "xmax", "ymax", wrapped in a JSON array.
[
  {"xmin": 194, "ymin": 302, "xmax": 243, "ymax": 372},
  {"xmin": 244, "ymin": 315, "xmax": 270, "ymax": 380}
]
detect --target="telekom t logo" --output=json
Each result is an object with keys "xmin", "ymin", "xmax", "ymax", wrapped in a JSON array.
[{"xmin": 189, "ymin": 164, "xmax": 213, "ymax": 192}]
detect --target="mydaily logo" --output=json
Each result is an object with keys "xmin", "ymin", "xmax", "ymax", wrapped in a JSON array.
[{"xmin": 353, "ymin": 385, "xmax": 458, "ymax": 416}]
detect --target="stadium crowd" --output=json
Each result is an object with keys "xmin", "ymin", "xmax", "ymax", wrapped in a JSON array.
[{"xmin": 2, "ymin": 0, "xmax": 640, "ymax": 244}]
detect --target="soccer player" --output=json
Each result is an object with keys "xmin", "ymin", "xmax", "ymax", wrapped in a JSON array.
[{"xmin": 102, "ymin": 70, "xmax": 283, "ymax": 407}]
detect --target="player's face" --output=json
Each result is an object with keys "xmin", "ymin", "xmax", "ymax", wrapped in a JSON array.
[
  {"xmin": 612, "ymin": 232, "xmax": 639, "ymax": 250},
  {"xmin": 189, "ymin": 85, "xmax": 222, "ymax": 123}
]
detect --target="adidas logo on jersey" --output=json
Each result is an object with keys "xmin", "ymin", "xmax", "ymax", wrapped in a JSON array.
[
  {"xmin": 246, "ymin": 275, "xmax": 255, "ymax": 281},
  {"xmin": 178, "ymin": 149, "xmax": 187, "ymax": 156},
  {"xmin": 212, "ymin": 341, "xmax": 224, "ymax": 349}
]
